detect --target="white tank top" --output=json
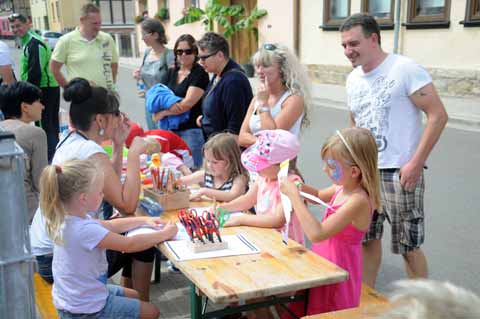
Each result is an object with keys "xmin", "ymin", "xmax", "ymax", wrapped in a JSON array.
[
  {"xmin": 248, "ymin": 91, "xmax": 303, "ymax": 137},
  {"xmin": 30, "ymin": 131, "xmax": 107, "ymax": 256}
]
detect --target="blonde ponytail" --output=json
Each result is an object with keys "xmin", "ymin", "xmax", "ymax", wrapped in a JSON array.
[{"xmin": 39, "ymin": 159, "xmax": 99, "ymax": 244}]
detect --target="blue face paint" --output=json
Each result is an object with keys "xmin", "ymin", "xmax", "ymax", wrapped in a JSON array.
[{"xmin": 326, "ymin": 158, "xmax": 343, "ymax": 183}]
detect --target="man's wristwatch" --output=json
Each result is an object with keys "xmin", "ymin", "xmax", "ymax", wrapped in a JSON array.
[{"xmin": 258, "ymin": 106, "xmax": 270, "ymax": 114}]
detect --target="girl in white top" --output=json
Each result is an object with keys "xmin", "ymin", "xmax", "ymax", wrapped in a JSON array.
[
  {"xmin": 30, "ymin": 78, "xmax": 156, "ymax": 301},
  {"xmin": 40, "ymin": 159, "xmax": 177, "ymax": 318},
  {"xmin": 239, "ymin": 43, "xmax": 311, "ymax": 148}
]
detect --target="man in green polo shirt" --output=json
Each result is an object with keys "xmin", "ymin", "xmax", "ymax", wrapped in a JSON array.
[
  {"xmin": 9, "ymin": 13, "xmax": 60, "ymax": 161},
  {"xmin": 50, "ymin": 3, "xmax": 118, "ymax": 90}
]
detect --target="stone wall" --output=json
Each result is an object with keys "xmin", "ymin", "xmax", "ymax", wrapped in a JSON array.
[{"xmin": 307, "ymin": 64, "xmax": 480, "ymax": 98}]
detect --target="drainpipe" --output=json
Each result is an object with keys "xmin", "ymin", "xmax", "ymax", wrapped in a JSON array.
[{"xmin": 393, "ymin": 0, "xmax": 401, "ymax": 53}]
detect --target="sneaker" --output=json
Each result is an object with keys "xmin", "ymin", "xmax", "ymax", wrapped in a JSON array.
[{"xmin": 166, "ymin": 260, "xmax": 181, "ymax": 273}]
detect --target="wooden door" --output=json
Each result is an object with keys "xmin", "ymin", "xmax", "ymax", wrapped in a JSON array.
[{"xmin": 229, "ymin": 0, "xmax": 258, "ymax": 65}]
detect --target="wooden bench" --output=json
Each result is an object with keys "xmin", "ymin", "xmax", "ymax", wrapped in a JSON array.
[
  {"xmin": 33, "ymin": 273, "xmax": 59, "ymax": 319},
  {"xmin": 302, "ymin": 284, "xmax": 390, "ymax": 319}
]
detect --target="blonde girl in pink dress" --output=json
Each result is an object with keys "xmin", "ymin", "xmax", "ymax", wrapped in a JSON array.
[{"xmin": 280, "ymin": 127, "xmax": 381, "ymax": 316}]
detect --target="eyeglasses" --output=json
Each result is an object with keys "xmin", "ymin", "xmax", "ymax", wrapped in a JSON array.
[
  {"xmin": 198, "ymin": 51, "xmax": 218, "ymax": 61},
  {"xmin": 141, "ymin": 32, "xmax": 152, "ymax": 38},
  {"xmin": 263, "ymin": 43, "xmax": 278, "ymax": 51},
  {"xmin": 8, "ymin": 13, "xmax": 22, "ymax": 22},
  {"xmin": 175, "ymin": 49, "xmax": 194, "ymax": 56}
]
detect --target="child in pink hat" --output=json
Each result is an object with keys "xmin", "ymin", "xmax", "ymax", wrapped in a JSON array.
[{"xmin": 220, "ymin": 129, "xmax": 305, "ymax": 245}]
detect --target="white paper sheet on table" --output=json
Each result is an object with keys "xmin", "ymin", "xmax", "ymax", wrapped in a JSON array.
[
  {"xmin": 126, "ymin": 224, "xmax": 189, "ymax": 241},
  {"xmin": 278, "ymin": 160, "xmax": 291, "ymax": 244},
  {"xmin": 164, "ymin": 234, "xmax": 260, "ymax": 261}
]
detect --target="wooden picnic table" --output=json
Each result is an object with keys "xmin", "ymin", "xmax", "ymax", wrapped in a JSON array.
[{"xmin": 150, "ymin": 199, "xmax": 349, "ymax": 319}]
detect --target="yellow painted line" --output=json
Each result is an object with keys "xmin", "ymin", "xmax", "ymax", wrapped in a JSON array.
[{"xmin": 33, "ymin": 273, "xmax": 59, "ymax": 319}]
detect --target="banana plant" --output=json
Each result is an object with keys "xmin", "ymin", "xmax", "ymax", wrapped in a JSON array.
[{"xmin": 174, "ymin": 0, "xmax": 267, "ymax": 40}]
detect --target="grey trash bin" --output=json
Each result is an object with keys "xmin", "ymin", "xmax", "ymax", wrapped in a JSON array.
[{"xmin": 0, "ymin": 130, "xmax": 36, "ymax": 318}]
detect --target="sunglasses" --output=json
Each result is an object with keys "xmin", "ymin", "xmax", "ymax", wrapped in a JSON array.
[
  {"xmin": 198, "ymin": 51, "xmax": 218, "ymax": 61},
  {"xmin": 263, "ymin": 43, "xmax": 278, "ymax": 51},
  {"xmin": 175, "ymin": 49, "xmax": 194, "ymax": 56},
  {"xmin": 8, "ymin": 13, "xmax": 22, "ymax": 22},
  {"xmin": 104, "ymin": 109, "xmax": 121, "ymax": 117}
]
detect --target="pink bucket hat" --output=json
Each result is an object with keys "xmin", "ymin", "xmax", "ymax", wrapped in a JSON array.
[{"xmin": 241, "ymin": 129, "xmax": 300, "ymax": 172}]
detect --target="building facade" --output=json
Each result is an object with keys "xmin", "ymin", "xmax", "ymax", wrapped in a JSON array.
[
  {"xmin": 94, "ymin": 0, "xmax": 136, "ymax": 57},
  {"xmin": 46, "ymin": 0, "xmax": 89, "ymax": 32},
  {"xmin": 30, "ymin": 0, "xmax": 49, "ymax": 30},
  {"xmin": 295, "ymin": 0, "xmax": 480, "ymax": 97},
  {"xmin": 138, "ymin": 0, "xmax": 479, "ymax": 97}
]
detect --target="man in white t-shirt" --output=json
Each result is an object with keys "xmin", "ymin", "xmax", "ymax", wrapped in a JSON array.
[
  {"xmin": 0, "ymin": 40, "xmax": 15, "ymax": 85},
  {"xmin": 340, "ymin": 13, "xmax": 448, "ymax": 287}
]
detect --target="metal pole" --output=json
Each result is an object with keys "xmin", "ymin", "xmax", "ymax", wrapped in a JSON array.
[
  {"xmin": 0, "ymin": 129, "xmax": 36, "ymax": 319},
  {"xmin": 393, "ymin": 0, "xmax": 402, "ymax": 54}
]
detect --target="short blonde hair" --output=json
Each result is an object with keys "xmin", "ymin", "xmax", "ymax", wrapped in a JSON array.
[
  {"xmin": 379, "ymin": 279, "xmax": 480, "ymax": 319},
  {"xmin": 39, "ymin": 159, "xmax": 101, "ymax": 244},
  {"xmin": 252, "ymin": 43, "xmax": 311, "ymax": 129},
  {"xmin": 321, "ymin": 127, "xmax": 381, "ymax": 210},
  {"xmin": 203, "ymin": 133, "xmax": 248, "ymax": 181},
  {"xmin": 80, "ymin": 3, "xmax": 100, "ymax": 18}
]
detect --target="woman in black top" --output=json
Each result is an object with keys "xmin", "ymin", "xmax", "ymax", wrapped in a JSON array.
[{"xmin": 152, "ymin": 34, "xmax": 209, "ymax": 168}]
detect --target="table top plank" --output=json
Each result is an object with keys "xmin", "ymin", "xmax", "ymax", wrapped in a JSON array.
[{"xmin": 156, "ymin": 202, "xmax": 348, "ymax": 303}]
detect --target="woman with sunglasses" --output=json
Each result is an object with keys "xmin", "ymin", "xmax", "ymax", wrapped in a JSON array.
[
  {"xmin": 30, "ymin": 78, "xmax": 157, "ymax": 302},
  {"xmin": 238, "ymin": 43, "xmax": 311, "ymax": 147},
  {"xmin": 133, "ymin": 18, "xmax": 174, "ymax": 130},
  {"xmin": 151, "ymin": 34, "xmax": 209, "ymax": 168}
]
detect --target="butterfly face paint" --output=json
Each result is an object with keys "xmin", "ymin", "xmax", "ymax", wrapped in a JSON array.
[{"xmin": 326, "ymin": 158, "xmax": 343, "ymax": 183}]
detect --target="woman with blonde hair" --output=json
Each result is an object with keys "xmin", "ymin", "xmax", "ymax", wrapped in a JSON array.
[{"xmin": 239, "ymin": 43, "xmax": 311, "ymax": 147}]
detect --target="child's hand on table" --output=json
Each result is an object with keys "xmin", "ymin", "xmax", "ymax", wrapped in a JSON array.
[
  {"xmin": 162, "ymin": 222, "xmax": 178, "ymax": 239},
  {"xmin": 189, "ymin": 187, "xmax": 205, "ymax": 201},
  {"xmin": 223, "ymin": 215, "xmax": 243, "ymax": 227},
  {"xmin": 145, "ymin": 217, "xmax": 166, "ymax": 229}
]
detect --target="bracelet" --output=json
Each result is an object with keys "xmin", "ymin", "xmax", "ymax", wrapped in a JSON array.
[
  {"xmin": 259, "ymin": 106, "xmax": 270, "ymax": 114},
  {"xmin": 294, "ymin": 181, "xmax": 304, "ymax": 189}
]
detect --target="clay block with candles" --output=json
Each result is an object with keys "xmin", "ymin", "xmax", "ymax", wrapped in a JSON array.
[
  {"xmin": 187, "ymin": 240, "xmax": 228, "ymax": 253},
  {"xmin": 146, "ymin": 153, "xmax": 190, "ymax": 211},
  {"xmin": 144, "ymin": 188, "xmax": 190, "ymax": 211}
]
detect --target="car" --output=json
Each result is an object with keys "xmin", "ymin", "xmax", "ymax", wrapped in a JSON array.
[
  {"xmin": 40, "ymin": 30, "xmax": 62, "ymax": 49},
  {"xmin": 33, "ymin": 29, "xmax": 62, "ymax": 49}
]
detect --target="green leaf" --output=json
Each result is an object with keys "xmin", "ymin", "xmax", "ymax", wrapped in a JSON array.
[
  {"xmin": 224, "ymin": 5, "xmax": 244, "ymax": 17},
  {"xmin": 173, "ymin": 7, "xmax": 205, "ymax": 26},
  {"xmin": 216, "ymin": 16, "xmax": 232, "ymax": 30}
]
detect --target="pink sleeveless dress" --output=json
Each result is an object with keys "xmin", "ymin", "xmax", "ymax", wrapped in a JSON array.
[{"xmin": 306, "ymin": 187, "xmax": 371, "ymax": 315}]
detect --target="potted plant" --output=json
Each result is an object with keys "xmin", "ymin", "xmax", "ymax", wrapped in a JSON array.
[
  {"xmin": 174, "ymin": 0, "xmax": 267, "ymax": 77},
  {"xmin": 155, "ymin": 7, "xmax": 170, "ymax": 21}
]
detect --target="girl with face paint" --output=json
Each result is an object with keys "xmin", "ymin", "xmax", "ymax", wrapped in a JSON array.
[{"xmin": 279, "ymin": 127, "xmax": 382, "ymax": 316}]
